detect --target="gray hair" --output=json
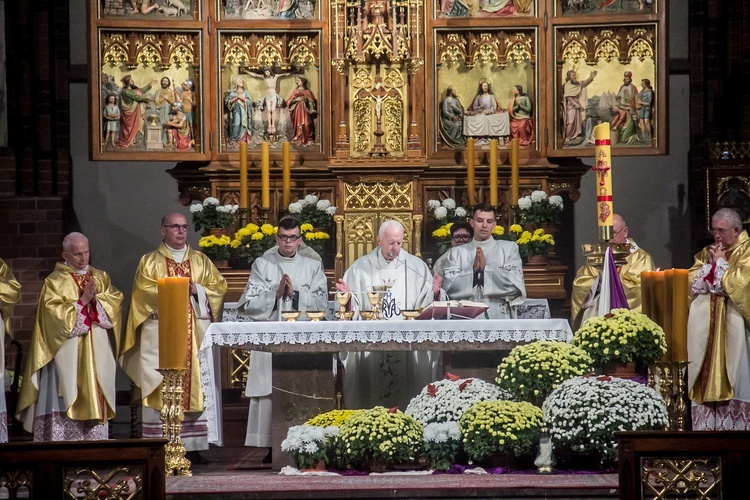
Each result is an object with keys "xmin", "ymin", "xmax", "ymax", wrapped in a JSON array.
[
  {"xmin": 62, "ymin": 232, "xmax": 88, "ymax": 252},
  {"xmin": 713, "ymin": 208, "xmax": 742, "ymax": 230},
  {"xmin": 378, "ymin": 219, "xmax": 404, "ymax": 238}
]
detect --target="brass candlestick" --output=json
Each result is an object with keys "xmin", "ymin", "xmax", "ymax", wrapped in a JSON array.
[
  {"xmin": 673, "ymin": 361, "xmax": 690, "ymax": 431},
  {"xmin": 258, "ymin": 207, "xmax": 271, "ymax": 226},
  {"xmin": 157, "ymin": 368, "xmax": 191, "ymax": 476},
  {"xmin": 648, "ymin": 361, "xmax": 690, "ymax": 431}
]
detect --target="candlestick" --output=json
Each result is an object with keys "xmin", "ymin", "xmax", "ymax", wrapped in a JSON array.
[
  {"xmin": 510, "ymin": 138, "xmax": 519, "ymax": 205},
  {"xmin": 593, "ymin": 123, "xmax": 613, "ymax": 241},
  {"xmin": 671, "ymin": 269, "xmax": 689, "ymax": 362},
  {"xmin": 239, "ymin": 142, "xmax": 248, "ymax": 210},
  {"xmin": 157, "ymin": 277, "xmax": 189, "ymax": 370},
  {"xmin": 489, "ymin": 139, "xmax": 498, "ymax": 206},
  {"xmin": 158, "ymin": 368, "xmax": 191, "ymax": 476},
  {"xmin": 282, "ymin": 141, "xmax": 291, "ymax": 209},
  {"xmin": 467, "ymin": 138, "xmax": 476, "ymax": 206},
  {"xmin": 261, "ymin": 141, "xmax": 270, "ymax": 209}
]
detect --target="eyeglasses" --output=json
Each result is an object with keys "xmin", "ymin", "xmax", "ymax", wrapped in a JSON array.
[
  {"xmin": 711, "ymin": 227, "xmax": 731, "ymax": 235},
  {"xmin": 277, "ymin": 234, "xmax": 301, "ymax": 242},
  {"xmin": 452, "ymin": 234, "xmax": 472, "ymax": 241},
  {"xmin": 163, "ymin": 224, "xmax": 190, "ymax": 232},
  {"xmin": 613, "ymin": 226, "xmax": 627, "ymax": 236}
]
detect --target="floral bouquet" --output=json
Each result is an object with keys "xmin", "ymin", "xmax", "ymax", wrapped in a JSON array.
[
  {"xmin": 460, "ymin": 401, "xmax": 543, "ymax": 465},
  {"xmin": 281, "ymin": 424, "xmax": 339, "ymax": 470},
  {"xmin": 198, "ymin": 234, "xmax": 231, "ymax": 262},
  {"xmin": 288, "ymin": 194, "xmax": 336, "ymax": 229},
  {"xmin": 423, "ymin": 421, "xmax": 462, "ymax": 470},
  {"xmin": 300, "ymin": 222, "xmax": 330, "ymax": 256},
  {"xmin": 515, "ymin": 228, "xmax": 555, "ymax": 258},
  {"xmin": 431, "ymin": 222, "xmax": 454, "ymax": 256},
  {"xmin": 427, "ymin": 198, "xmax": 468, "ymax": 224},
  {"xmin": 518, "ymin": 190, "xmax": 563, "ymax": 227},
  {"xmin": 496, "ymin": 341, "xmax": 594, "ymax": 404},
  {"xmin": 493, "ymin": 224, "xmax": 523, "ymax": 242},
  {"xmin": 543, "ymin": 375, "xmax": 669, "ymax": 466},
  {"xmin": 333, "ymin": 406, "xmax": 423, "ymax": 470},
  {"xmin": 571, "ymin": 308, "xmax": 667, "ymax": 367},
  {"xmin": 405, "ymin": 375, "xmax": 514, "ymax": 426},
  {"xmin": 229, "ymin": 222, "xmax": 277, "ymax": 268},
  {"xmin": 189, "ymin": 197, "xmax": 239, "ymax": 231}
]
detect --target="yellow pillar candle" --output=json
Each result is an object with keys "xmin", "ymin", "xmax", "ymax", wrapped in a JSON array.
[
  {"xmin": 239, "ymin": 142, "xmax": 248, "ymax": 210},
  {"xmin": 663, "ymin": 269, "xmax": 675, "ymax": 362},
  {"xmin": 651, "ymin": 271, "xmax": 670, "ymax": 362},
  {"xmin": 640, "ymin": 270, "xmax": 653, "ymax": 320},
  {"xmin": 466, "ymin": 138, "xmax": 476, "ymax": 206},
  {"xmin": 489, "ymin": 139, "xmax": 498, "ymax": 206},
  {"xmin": 671, "ymin": 269, "xmax": 690, "ymax": 362},
  {"xmin": 157, "ymin": 277, "xmax": 190, "ymax": 370},
  {"xmin": 593, "ymin": 123, "xmax": 614, "ymax": 241},
  {"xmin": 282, "ymin": 141, "xmax": 291, "ymax": 209},
  {"xmin": 261, "ymin": 141, "xmax": 270, "ymax": 209},
  {"xmin": 510, "ymin": 137, "xmax": 519, "ymax": 205}
]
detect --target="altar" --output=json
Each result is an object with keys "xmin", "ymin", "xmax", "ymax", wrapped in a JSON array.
[{"xmin": 199, "ymin": 317, "xmax": 571, "ymax": 468}]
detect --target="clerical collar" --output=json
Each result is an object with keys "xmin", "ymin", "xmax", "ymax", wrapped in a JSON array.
[
  {"xmin": 64, "ymin": 262, "xmax": 89, "ymax": 274},
  {"xmin": 276, "ymin": 250, "xmax": 297, "ymax": 260},
  {"xmin": 165, "ymin": 243, "xmax": 187, "ymax": 263},
  {"xmin": 473, "ymin": 237, "xmax": 495, "ymax": 249}
]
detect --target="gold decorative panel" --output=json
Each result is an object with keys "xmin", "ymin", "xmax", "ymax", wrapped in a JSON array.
[
  {"xmin": 343, "ymin": 212, "xmax": 414, "ymax": 268},
  {"xmin": 344, "ymin": 179, "xmax": 413, "ymax": 211},
  {"xmin": 641, "ymin": 457, "xmax": 721, "ymax": 499},
  {"xmin": 350, "ymin": 67, "xmax": 407, "ymax": 157},
  {"xmin": 63, "ymin": 466, "xmax": 143, "ymax": 499}
]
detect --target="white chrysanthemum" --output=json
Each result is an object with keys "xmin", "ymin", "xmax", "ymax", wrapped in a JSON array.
[
  {"xmin": 549, "ymin": 195, "xmax": 563, "ymax": 208},
  {"xmin": 518, "ymin": 196, "xmax": 532, "ymax": 210},
  {"xmin": 442, "ymin": 198, "xmax": 456, "ymax": 209},
  {"xmin": 434, "ymin": 206, "xmax": 448, "ymax": 219},
  {"xmin": 530, "ymin": 190, "xmax": 547, "ymax": 202},
  {"xmin": 216, "ymin": 205, "xmax": 230, "ymax": 213},
  {"xmin": 230, "ymin": 204, "xmax": 240, "ymax": 213},
  {"xmin": 428, "ymin": 199, "xmax": 441, "ymax": 210},
  {"xmin": 406, "ymin": 378, "xmax": 513, "ymax": 425},
  {"xmin": 288, "ymin": 202, "xmax": 303, "ymax": 214},
  {"xmin": 189, "ymin": 204, "xmax": 203, "ymax": 213},
  {"xmin": 316, "ymin": 199, "xmax": 331, "ymax": 210},
  {"xmin": 454, "ymin": 207, "xmax": 467, "ymax": 217},
  {"xmin": 203, "ymin": 197, "xmax": 220, "ymax": 206},
  {"xmin": 304, "ymin": 194, "xmax": 318, "ymax": 205},
  {"xmin": 326, "ymin": 206, "xmax": 337, "ymax": 216}
]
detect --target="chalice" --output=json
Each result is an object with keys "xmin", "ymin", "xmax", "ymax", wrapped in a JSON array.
[
  {"xmin": 359, "ymin": 310, "xmax": 376, "ymax": 321},
  {"xmin": 305, "ymin": 311, "xmax": 326, "ymax": 321},
  {"xmin": 367, "ymin": 290, "xmax": 384, "ymax": 320},
  {"xmin": 281, "ymin": 311, "xmax": 301, "ymax": 321},
  {"xmin": 335, "ymin": 292, "xmax": 354, "ymax": 321},
  {"xmin": 401, "ymin": 308, "xmax": 423, "ymax": 320}
]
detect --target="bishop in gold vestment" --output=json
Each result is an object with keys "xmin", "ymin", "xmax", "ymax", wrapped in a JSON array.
[
  {"xmin": 16, "ymin": 233, "xmax": 123, "ymax": 441},
  {"xmin": 688, "ymin": 208, "xmax": 750, "ymax": 430},
  {"xmin": 120, "ymin": 213, "xmax": 227, "ymax": 453},
  {"xmin": 0, "ymin": 258, "xmax": 21, "ymax": 443}
]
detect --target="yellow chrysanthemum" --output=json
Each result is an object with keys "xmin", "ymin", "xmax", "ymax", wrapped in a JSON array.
[
  {"xmin": 260, "ymin": 224, "xmax": 275, "ymax": 235},
  {"xmin": 493, "ymin": 226, "xmax": 505, "ymax": 236},
  {"xmin": 251, "ymin": 232, "xmax": 264, "ymax": 241},
  {"xmin": 300, "ymin": 223, "xmax": 314, "ymax": 233},
  {"xmin": 510, "ymin": 224, "xmax": 523, "ymax": 233}
]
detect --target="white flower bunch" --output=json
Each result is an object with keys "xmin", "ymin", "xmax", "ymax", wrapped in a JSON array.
[
  {"xmin": 303, "ymin": 194, "xmax": 319, "ymax": 206},
  {"xmin": 518, "ymin": 197, "xmax": 532, "ymax": 210},
  {"xmin": 288, "ymin": 202, "xmax": 303, "ymax": 214},
  {"xmin": 427, "ymin": 199, "xmax": 441, "ymax": 210},
  {"xmin": 434, "ymin": 206, "xmax": 448, "ymax": 219},
  {"xmin": 454, "ymin": 207, "xmax": 467, "ymax": 218},
  {"xmin": 216, "ymin": 204, "xmax": 239, "ymax": 214},
  {"xmin": 326, "ymin": 206, "xmax": 337, "ymax": 216},
  {"xmin": 203, "ymin": 197, "xmax": 220, "ymax": 206},
  {"xmin": 530, "ymin": 190, "xmax": 547, "ymax": 203},
  {"xmin": 543, "ymin": 376, "xmax": 669, "ymax": 464},
  {"xmin": 405, "ymin": 377, "xmax": 514, "ymax": 425},
  {"xmin": 189, "ymin": 204, "xmax": 203, "ymax": 213},
  {"xmin": 549, "ymin": 195, "xmax": 563, "ymax": 208},
  {"xmin": 281, "ymin": 424, "xmax": 327, "ymax": 454},
  {"xmin": 442, "ymin": 198, "xmax": 456, "ymax": 209},
  {"xmin": 423, "ymin": 421, "xmax": 461, "ymax": 444},
  {"xmin": 316, "ymin": 199, "xmax": 331, "ymax": 210}
]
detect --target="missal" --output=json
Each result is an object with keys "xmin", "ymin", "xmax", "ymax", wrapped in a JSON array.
[{"xmin": 416, "ymin": 300, "xmax": 489, "ymax": 320}]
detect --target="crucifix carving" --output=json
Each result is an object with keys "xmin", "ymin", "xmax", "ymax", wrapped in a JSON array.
[{"xmin": 357, "ymin": 76, "xmax": 398, "ymax": 156}]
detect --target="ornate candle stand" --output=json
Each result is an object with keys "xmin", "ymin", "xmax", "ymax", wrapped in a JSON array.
[
  {"xmin": 258, "ymin": 207, "xmax": 271, "ymax": 226},
  {"xmin": 648, "ymin": 362, "xmax": 690, "ymax": 431},
  {"xmin": 158, "ymin": 368, "xmax": 191, "ymax": 476}
]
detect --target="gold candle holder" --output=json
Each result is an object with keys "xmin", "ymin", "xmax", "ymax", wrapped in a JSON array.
[
  {"xmin": 648, "ymin": 362, "xmax": 690, "ymax": 431},
  {"xmin": 305, "ymin": 311, "xmax": 326, "ymax": 321},
  {"xmin": 258, "ymin": 207, "xmax": 271, "ymax": 226},
  {"xmin": 157, "ymin": 368, "xmax": 191, "ymax": 476},
  {"xmin": 401, "ymin": 309, "xmax": 422, "ymax": 320}
]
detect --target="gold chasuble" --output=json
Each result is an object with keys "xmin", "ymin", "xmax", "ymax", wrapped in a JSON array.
[
  {"xmin": 570, "ymin": 244, "xmax": 655, "ymax": 329},
  {"xmin": 688, "ymin": 230, "xmax": 750, "ymax": 405},
  {"xmin": 121, "ymin": 243, "xmax": 226, "ymax": 412},
  {"xmin": 0, "ymin": 258, "xmax": 21, "ymax": 337},
  {"xmin": 16, "ymin": 263, "xmax": 123, "ymax": 425}
]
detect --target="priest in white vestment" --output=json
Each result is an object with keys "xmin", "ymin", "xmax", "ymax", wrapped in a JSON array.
[
  {"xmin": 237, "ymin": 217, "xmax": 329, "ymax": 452},
  {"xmin": 16, "ymin": 233, "xmax": 123, "ymax": 441},
  {"xmin": 442, "ymin": 204, "xmax": 526, "ymax": 319},
  {"xmin": 336, "ymin": 220, "xmax": 439, "ymax": 410}
]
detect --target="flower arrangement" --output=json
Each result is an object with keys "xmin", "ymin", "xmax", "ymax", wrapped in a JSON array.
[
  {"xmin": 288, "ymin": 195, "xmax": 336, "ymax": 229},
  {"xmin": 229, "ymin": 222, "xmax": 277, "ymax": 268},
  {"xmin": 496, "ymin": 341, "xmax": 594, "ymax": 403},
  {"xmin": 281, "ymin": 424, "xmax": 339, "ymax": 470},
  {"xmin": 333, "ymin": 406, "xmax": 423, "ymax": 470},
  {"xmin": 306, "ymin": 409, "xmax": 360, "ymax": 428},
  {"xmin": 543, "ymin": 375, "xmax": 669, "ymax": 465},
  {"xmin": 460, "ymin": 401, "xmax": 543, "ymax": 464},
  {"xmin": 405, "ymin": 375, "xmax": 514, "ymax": 426},
  {"xmin": 516, "ymin": 228, "xmax": 555, "ymax": 258},
  {"xmin": 518, "ymin": 190, "xmax": 563, "ymax": 227},
  {"xmin": 300, "ymin": 222, "xmax": 331, "ymax": 255},
  {"xmin": 571, "ymin": 308, "xmax": 667, "ymax": 367},
  {"xmin": 493, "ymin": 224, "xmax": 524, "ymax": 242},
  {"xmin": 198, "ymin": 234, "xmax": 231, "ymax": 262},
  {"xmin": 423, "ymin": 421, "xmax": 462, "ymax": 470},
  {"xmin": 427, "ymin": 198, "xmax": 468, "ymax": 223},
  {"xmin": 189, "ymin": 197, "xmax": 239, "ymax": 231},
  {"xmin": 431, "ymin": 222, "xmax": 455, "ymax": 256}
]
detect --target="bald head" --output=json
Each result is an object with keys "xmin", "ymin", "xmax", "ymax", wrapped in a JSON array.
[
  {"xmin": 62, "ymin": 232, "xmax": 90, "ymax": 271},
  {"xmin": 377, "ymin": 220, "xmax": 405, "ymax": 261},
  {"xmin": 612, "ymin": 214, "xmax": 629, "ymax": 244}
]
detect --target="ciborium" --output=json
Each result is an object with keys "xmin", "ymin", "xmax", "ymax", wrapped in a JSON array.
[
  {"xmin": 335, "ymin": 292, "xmax": 354, "ymax": 321},
  {"xmin": 305, "ymin": 311, "xmax": 326, "ymax": 321},
  {"xmin": 401, "ymin": 309, "xmax": 422, "ymax": 320},
  {"xmin": 281, "ymin": 311, "xmax": 301, "ymax": 321}
]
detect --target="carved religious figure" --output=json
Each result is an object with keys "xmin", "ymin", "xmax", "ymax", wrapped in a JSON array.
[
  {"xmin": 357, "ymin": 76, "xmax": 399, "ymax": 155},
  {"xmin": 241, "ymin": 67, "xmax": 298, "ymax": 138}
]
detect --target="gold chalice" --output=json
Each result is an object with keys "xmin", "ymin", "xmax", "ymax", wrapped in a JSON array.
[
  {"xmin": 335, "ymin": 292, "xmax": 352, "ymax": 321},
  {"xmin": 359, "ymin": 310, "xmax": 376, "ymax": 321},
  {"xmin": 367, "ymin": 291, "xmax": 382, "ymax": 320},
  {"xmin": 401, "ymin": 308, "xmax": 423, "ymax": 320},
  {"xmin": 281, "ymin": 311, "xmax": 301, "ymax": 321},
  {"xmin": 305, "ymin": 311, "xmax": 327, "ymax": 321}
]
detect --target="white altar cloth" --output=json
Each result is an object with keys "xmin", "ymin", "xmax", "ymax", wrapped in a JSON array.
[
  {"xmin": 200, "ymin": 317, "xmax": 572, "ymax": 445},
  {"xmin": 463, "ymin": 112, "xmax": 510, "ymax": 138}
]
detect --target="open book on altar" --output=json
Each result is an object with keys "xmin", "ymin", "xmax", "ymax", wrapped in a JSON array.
[{"xmin": 416, "ymin": 301, "xmax": 489, "ymax": 320}]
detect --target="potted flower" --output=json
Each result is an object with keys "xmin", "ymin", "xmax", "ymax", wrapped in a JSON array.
[
  {"xmin": 427, "ymin": 198, "xmax": 468, "ymax": 224},
  {"xmin": 333, "ymin": 406, "xmax": 423, "ymax": 471},
  {"xmin": 496, "ymin": 341, "xmax": 594, "ymax": 404},
  {"xmin": 405, "ymin": 375, "xmax": 514, "ymax": 426},
  {"xmin": 492, "ymin": 223, "xmax": 523, "ymax": 242},
  {"xmin": 198, "ymin": 234, "xmax": 232, "ymax": 267},
  {"xmin": 518, "ymin": 190, "xmax": 563, "ymax": 228},
  {"xmin": 515, "ymin": 228, "xmax": 555, "ymax": 264},
  {"xmin": 543, "ymin": 375, "xmax": 669, "ymax": 467},
  {"xmin": 306, "ymin": 409, "xmax": 360, "ymax": 428},
  {"xmin": 571, "ymin": 308, "xmax": 667, "ymax": 372},
  {"xmin": 300, "ymin": 222, "xmax": 331, "ymax": 256},
  {"xmin": 431, "ymin": 222, "xmax": 454, "ymax": 256},
  {"xmin": 229, "ymin": 222, "xmax": 277, "ymax": 269},
  {"xmin": 460, "ymin": 401, "xmax": 543, "ymax": 467},
  {"xmin": 288, "ymin": 195, "xmax": 336, "ymax": 230},
  {"xmin": 281, "ymin": 424, "xmax": 339, "ymax": 470},
  {"xmin": 189, "ymin": 197, "xmax": 239, "ymax": 233},
  {"xmin": 423, "ymin": 421, "xmax": 463, "ymax": 470}
]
